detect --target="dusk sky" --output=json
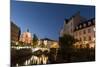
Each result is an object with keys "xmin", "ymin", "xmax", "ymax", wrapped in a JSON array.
[{"xmin": 11, "ymin": 1, "xmax": 95, "ymax": 40}]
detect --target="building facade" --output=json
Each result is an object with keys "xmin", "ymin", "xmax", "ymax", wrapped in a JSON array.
[
  {"xmin": 38, "ymin": 38, "xmax": 59, "ymax": 48},
  {"xmin": 74, "ymin": 18, "xmax": 95, "ymax": 48},
  {"xmin": 20, "ymin": 29, "xmax": 32, "ymax": 45},
  {"xmin": 11, "ymin": 21, "xmax": 21, "ymax": 43},
  {"xmin": 60, "ymin": 12, "xmax": 95, "ymax": 48},
  {"xmin": 60, "ymin": 12, "xmax": 86, "ymax": 36}
]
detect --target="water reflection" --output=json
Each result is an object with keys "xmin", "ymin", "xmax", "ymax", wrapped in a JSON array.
[{"xmin": 24, "ymin": 54, "xmax": 48, "ymax": 65}]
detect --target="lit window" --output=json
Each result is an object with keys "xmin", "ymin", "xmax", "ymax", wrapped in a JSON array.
[
  {"xmin": 83, "ymin": 30, "xmax": 86, "ymax": 34},
  {"xmin": 93, "ymin": 27, "xmax": 95, "ymax": 32},
  {"xmin": 80, "ymin": 25, "xmax": 82, "ymax": 28},
  {"xmin": 88, "ymin": 36, "xmax": 91, "ymax": 41},
  {"xmin": 76, "ymin": 27, "xmax": 78, "ymax": 29},
  {"xmin": 84, "ymin": 36, "xmax": 86, "ymax": 41},
  {"xmin": 88, "ymin": 28, "xmax": 91, "ymax": 33}
]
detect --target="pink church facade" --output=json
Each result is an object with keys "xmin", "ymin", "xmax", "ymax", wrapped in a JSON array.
[{"xmin": 20, "ymin": 29, "xmax": 32, "ymax": 45}]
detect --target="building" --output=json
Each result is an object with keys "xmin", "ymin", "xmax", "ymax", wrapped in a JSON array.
[
  {"xmin": 11, "ymin": 21, "xmax": 21, "ymax": 43},
  {"xmin": 60, "ymin": 12, "xmax": 86, "ymax": 36},
  {"xmin": 74, "ymin": 18, "xmax": 95, "ymax": 48},
  {"xmin": 20, "ymin": 29, "xmax": 32, "ymax": 45},
  {"xmin": 38, "ymin": 38, "xmax": 59, "ymax": 48},
  {"xmin": 60, "ymin": 12, "xmax": 95, "ymax": 48}
]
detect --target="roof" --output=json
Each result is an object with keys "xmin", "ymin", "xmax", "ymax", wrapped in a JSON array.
[
  {"xmin": 64, "ymin": 11, "xmax": 86, "ymax": 24},
  {"xmin": 74, "ymin": 18, "xmax": 95, "ymax": 31}
]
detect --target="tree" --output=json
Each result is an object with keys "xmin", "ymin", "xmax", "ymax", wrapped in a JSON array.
[
  {"xmin": 59, "ymin": 34, "xmax": 77, "ymax": 62},
  {"xmin": 59, "ymin": 34, "xmax": 76, "ymax": 48},
  {"xmin": 32, "ymin": 34, "xmax": 38, "ymax": 47}
]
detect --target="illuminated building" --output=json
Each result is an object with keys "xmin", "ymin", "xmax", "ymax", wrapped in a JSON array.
[
  {"xmin": 60, "ymin": 12, "xmax": 86, "ymax": 36},
  {"xmin": 60, "ymin": 12, "xmax": 95, "ymax": 48},
  {"xmin": 20, "ymin": 29, "xmax": 32, "ymax": 45},
  {"xmin": 11, "ymin": 21, "xmax": 21, "ymax": 43},
  {"xmin": 38, "ymin": 38, "xmax": 59, "ymax": 48},
  {"xmin": 74, "ymin": 18, "xmax": 95, "ymax": 48}
]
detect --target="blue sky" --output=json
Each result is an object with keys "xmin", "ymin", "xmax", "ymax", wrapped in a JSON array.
[{"xmin": 11, "ymin": 1, "xmax": 95, "ymax": 40}]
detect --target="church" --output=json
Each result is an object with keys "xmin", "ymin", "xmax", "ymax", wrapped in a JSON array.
[{"xmin": 19, "ymin": 29, "xmax": 32, "ymax": 45}]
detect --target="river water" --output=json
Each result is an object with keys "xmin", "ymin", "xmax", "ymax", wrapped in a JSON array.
[
  {"xmin": 23, "ymin": 54, "xmax": 49, "ymax": 66},
  {"xmin": 11, "ymin": 48, "xmax": 59, "ymax": 67}
]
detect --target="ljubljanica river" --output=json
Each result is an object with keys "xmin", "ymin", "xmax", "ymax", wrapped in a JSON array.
[
  {"xmin": 23, "ymin": 54, "xmax": 49, "ymax": 66},
  {"xmin": 11, "ymin": 48, "xmax": 58, "ymax": 67}
]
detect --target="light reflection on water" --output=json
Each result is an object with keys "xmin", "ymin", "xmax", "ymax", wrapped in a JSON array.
[{"xmin": 24, "ymin": 54, "xmax": 48, "ymax": 65}]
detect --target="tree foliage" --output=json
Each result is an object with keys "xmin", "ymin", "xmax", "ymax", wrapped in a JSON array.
[
  {"xmin": 32, "ymin": 34, "xmax": 38, "ymax": 47},
  {"xmin": 59, "ymin": 34, "xmax": 76, "ymax": 48},
  {"xmin": 59, "ymin": 34, "xmax": 77, "ymax": 62}
]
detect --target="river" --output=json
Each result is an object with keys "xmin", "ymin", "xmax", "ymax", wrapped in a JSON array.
[{"xmin": 23, "ymin": 54, "xmax": 49, "ymax": 66}]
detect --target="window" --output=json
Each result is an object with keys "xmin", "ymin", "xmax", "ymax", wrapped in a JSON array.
[
  {"xmin": 94, "ymin": 33, "xmax": 95, "ymax": 37},
  {"xmin": 80, "ymin": 25, "xmax": 82, "ymax": 28},
  {"xmin": 88, "ymin": 22, "xmax": 91, "ymax": 25},
  {"xmin": 76, "ymin": 27, "xmax": 78, "ymax": 29},
  {"xmin": 75, "ymin": 32, "xmax": 77, "ymax": 36},
  {"xmin": 79, "ymin": 31, "xmax": 81, "ymax": 35},
  {"xmin": 80, "ymin": 37, "xmax": 82, "ymax": 41},
  {"xmin": 83, "ymin": 30, "xmax": 86, "ymax": 34},
  {"xmin": 84, "ymin": 36, "xmax": 86, "ymax": 41},
  {"xmin": 88, "ymin": 28, "xmax": 91, "ymax": 33},
  {"xmin": 71, "ymin": 22, "xmax": 73, "ymax": 26},
  {"xmin": 93, "ymin": 28, "xmax": 95, "ymax": 32},
  {"xmin": 84, "ymin": 24, "xmax": 86, "ymax": 27},
  {"xmin": 88, "ymin": 36, "xmax": 91, "ymax": 41}
]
